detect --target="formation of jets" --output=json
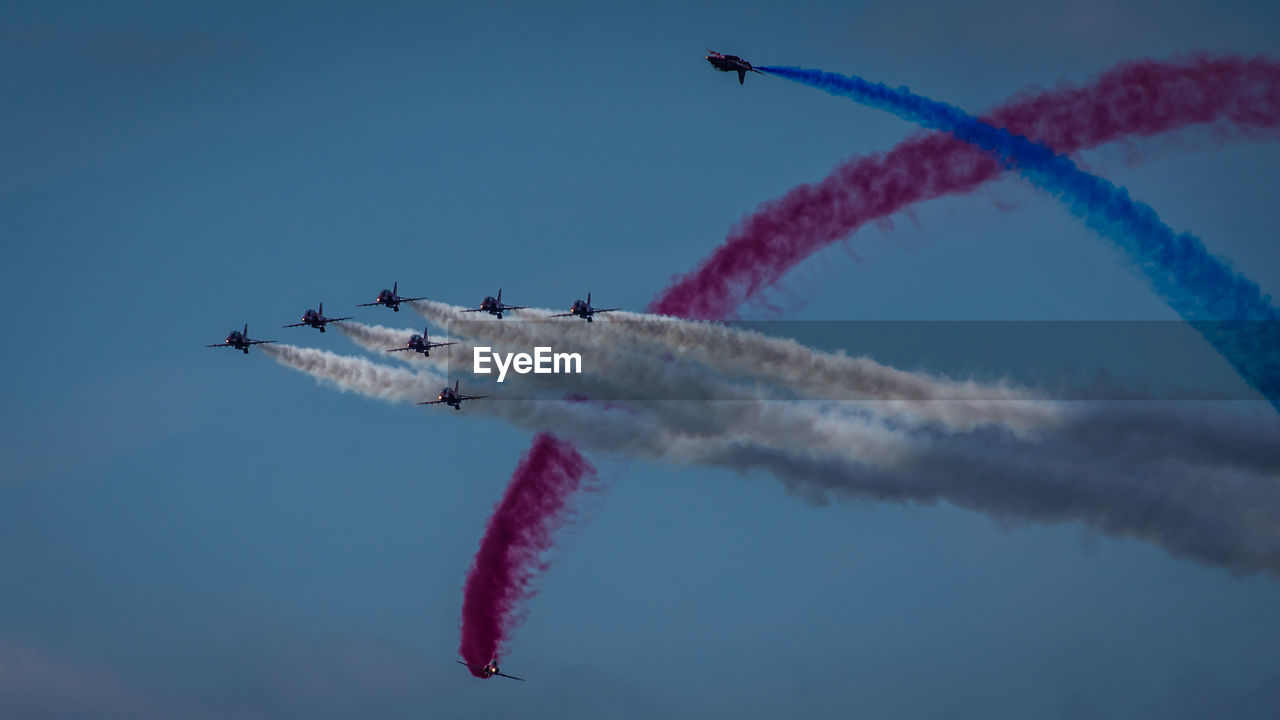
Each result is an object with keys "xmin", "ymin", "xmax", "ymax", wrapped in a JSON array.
[
  {"xmin": 706, "ymin": 49, "xmax": 764, "ymax": 84},
  {"xmin": 206, "ymin": 284, "xmax": 623, "ymax": 417}
]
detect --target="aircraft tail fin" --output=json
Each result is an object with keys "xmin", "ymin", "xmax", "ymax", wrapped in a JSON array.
[
  {"xmin": 497, "ymin": 288, "xmax": 502, "ymax": 304},
  {"xmin": 587, "ymin": 291, "xmax": 591, "ymax": 306},
  {"xmin": 455, "ymin": 379, "xmax": 459, "ymax": 392},
  {"xmin": 319, "ymin": 301, "xmax": 323, "ymax": 315},
  {"xmin": 393, "ymin": 281, "xmax": 398, "ymax": 295},
  {"xmin": 738, "ymin": 69, "xmax": 746, "ymax": 84},
  {"xmin": 243, "ymin": 323, "xmax": 248, "ymax": 337}
]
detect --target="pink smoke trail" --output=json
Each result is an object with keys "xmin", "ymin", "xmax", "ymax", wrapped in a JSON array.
[
  {"xmin": 458, "ymin": 434, "xmax": 599, "ymax": 675},
  {"xmin": 649, "ymin": 54, "xmax": 1280, "ymax": 318}
]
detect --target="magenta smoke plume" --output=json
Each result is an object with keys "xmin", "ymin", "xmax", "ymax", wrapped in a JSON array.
[
  {"xmin": 650, "ymin": 55, "xmax": 1280, "ymax": 318},
  {"xmin": 458, "ymin": 434, "xmax": 599, "ymax": 675}
]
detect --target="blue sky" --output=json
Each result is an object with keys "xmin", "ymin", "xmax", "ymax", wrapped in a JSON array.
[{"xmin": 2, "ymin": 1, "xmax": 1279, "ymax": 717}]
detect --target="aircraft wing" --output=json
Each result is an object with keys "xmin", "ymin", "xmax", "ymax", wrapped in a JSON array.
[
  {"xmin": 594, "ymin": 308, "xmax": 620, "ymax": 314},
  {"xmin": 387, "ymin": 347, "xmax": 414, "ymax": 352},
  {"xmin": 326, "ymin": 316, "xmax": 354, "ymax": 323},
  {"xmin": 500, "ymin": 305, "xmax": 529, "ymax": 311},
  {"xmin": 427, "ymin": 341, "xmax": 458, "ymax": 348},
  {"xmin": 399, "ymin": 297, "xmax": 429, "ymax": 303},
  {"xmin": 418, "ymin": 399, "xmax": 447, "ymax": 405},
  {"xmin": 282, "ymin": 322, "xmax": 308, "ymax": 328},
  {"xmin": 548, "ymin": 312, "xmax": 576, "ymax": 317},
  {"xmin": 457, "ymin": 394, "xmax": 488, "ymax": 401},
  {"xmin": 246, "ymin": 340, "xmax": 276, "ymax": 345},
  {"xmin": 495, "ymin": 671, "xmax": 526, "ymax": 681},
  {"xmin": 461, "ymin": 308, "xmax": 486, "ymax": 312},
  {"xmin": 206, "ymin": 343, "xmax": 233, "ymax": 348},
  {"xmin": 356, "ymin": 301, "xmax": 384, "ymax": 307}
]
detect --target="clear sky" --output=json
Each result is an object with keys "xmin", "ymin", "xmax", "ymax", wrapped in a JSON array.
[{"xmin": 2, "ymin": 1, "xmax": 1279, "ymax": 717}]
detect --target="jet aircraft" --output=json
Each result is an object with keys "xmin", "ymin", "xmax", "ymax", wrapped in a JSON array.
[
  {"xmin": 282, "ymin": 302, "xmax": 352, "ymax": 332},
  {"xmin": 706, "ymin": 50, "xmax": 764, "ymax": 84},
  {"xmin": 549, "ymin": 292, "xmax": 619, "ymax": 322},
  {"xmin": 387, "ymin": 328, "xmax": 457, "ymax": 356},
  {"xmin": 455, "ymin": 660, "xmax": 525, "ymax": 681},
  {"xmin": 206, "ymin": 324, "xmax": 275, "ymax": 354},
  {"xmin": 419, "ymin": 380, "xmax": 487, "ymax": 410},
  {"xmin": 462, "ymin": 288, "xmax": 527, "ymax": 319},
  {"xmin": 357, "ymin": 281, "xmax": 427, "ymax": 312}
]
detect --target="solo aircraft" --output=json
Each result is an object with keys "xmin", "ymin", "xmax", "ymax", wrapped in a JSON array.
[
  {"xmin": 455, "ymin": 660, "xmax": 525, "ymax": 681},
  {"xmin": 462, "ymin": 288, "xmax": 527, "ymax": 319},
  {"xmin": 357, "ymin": 281, "xmax": 427, "ymax": 312},
  {"xmin": 549, "ymin": 292, "xmax": 619, "ymax": 322},
  {"xmin": 419, "ymin": 380, "xmax": 487, "ymax": 410},
  {"xmin": 282, "ymin": 302, "xmax": 352, "ymax": 332},
  {"xmin": 387, "ymin": 328, "xmax": 457, "ymax": 356},
  {"xmin": 706, "ymin": 50, "xmax": 764, "ymax": 84},
  {"xmin": 206, "ymin": 324, "xmax": 275, "ymax": 354}
]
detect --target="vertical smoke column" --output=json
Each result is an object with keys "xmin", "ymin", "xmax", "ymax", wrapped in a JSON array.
[{"xmin": 459, "ymin": 434, "xmax": 599, "ymax": 675}]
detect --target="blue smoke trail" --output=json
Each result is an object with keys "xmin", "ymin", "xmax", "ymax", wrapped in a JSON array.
[{"xmin": 761, "ymin": 65, "xmax": 1279, "ymax": 410}]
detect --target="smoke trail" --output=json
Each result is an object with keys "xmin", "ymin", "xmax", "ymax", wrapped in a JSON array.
[
  {"xmin": 262, "ymin": 343, "xmax": 1280, "ymax": 575},
  {"xmin": 759, "ymin": 63, "xmax": 1280, "ymax": 411},
  {"xmin": 410, "ymin": 302, "xmax": 1060, "ymax": 436},
  {"xmin": 651, "ymin": 55, "xmax": 1280, "ymax": 319},
  {"xmin": 458, "ymin": 434, "xmax": 598, "ymax": 674}
]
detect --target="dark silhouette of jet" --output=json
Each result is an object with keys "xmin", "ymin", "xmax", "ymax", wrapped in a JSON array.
[
  {"xmin": 387, "ymin": 327, "xmax": 457, "ymax": 356},
  {"xmin": 456, "ymin": 660, "xmax": 525, "ymax": 681},
  {"xmin": 206, "ymin": 324, "xmax": 275, "ymax": 354},
  {"xmin": 357, "ymin": 281, "xmax": 427, "ymax": 312},
  {"xmin": 706, "ymin": 50, "xmax": 764, "ymax": 84},
  {"xmin": 549, "ymin": 292, "xmax": 619, "ymax": 322},
  {"xmin": 282, "ymin": 302, "xmax": 352, "ymax": 332}
]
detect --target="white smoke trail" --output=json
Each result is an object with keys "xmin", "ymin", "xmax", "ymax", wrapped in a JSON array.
[
  {"xmin": 409, "ymin": 300, "xmax": 1062, "ymax": 437},
  {"xmin": 263, "ymin": 343, "xmax": 1280, "ymax": 575}
]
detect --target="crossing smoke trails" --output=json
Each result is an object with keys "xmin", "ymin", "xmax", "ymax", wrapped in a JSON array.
[
  {"xmin": 651, "ymin": 55, "xmax": 1280, "ymax": 320},
  {"xmin": 758, "ymin": 62, "xmax": 1280, "ymax": 412},
  {"xmin": 458, "ymin": 434, "xmax": 598, "ymax": 674},
  {"xmin": 262, "ymin": 340, "xmax": 1280, "ymax": 575}
]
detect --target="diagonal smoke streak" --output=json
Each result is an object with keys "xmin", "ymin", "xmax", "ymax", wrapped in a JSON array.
[
  {"xmin": 262, "ymin": 343, "xmax": 1280, "ymax": 575},
  {"xmin": 651, "ymin": 55, "xmax": 1280, "ymax": 318}
]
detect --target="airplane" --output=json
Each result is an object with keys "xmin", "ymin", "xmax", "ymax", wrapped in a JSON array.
[
  {"xmin": 419, "ymin": 380, "xmax": 487, "ymax": 410},
  {"xmin": 387, "ymin": 327, "xmax": 457, "ymax": 356},
  {"xmin": 462, "ymin": 288, "xmax": 527, "ymax": 319},
  {"xmin": 206, "ymin": 324, "xmax": 275, "ymax": 354},
  {"xmin": 455, "ymin": 660, "xmax": 525, "ymax": 681},
  {"xmin": 549, "ymin": 292, "xmax": 619, "ymax": 322},
  {"xmin": 356, "ymin": 281, "xmax": 428, "ymax": 312},
  {"xmin": 706, "ymin": 49, "xmax": 765, "ymax": 85},
  {"xmin": 282, "ymin": 302, "xmax": 352, "ymax": 332}
]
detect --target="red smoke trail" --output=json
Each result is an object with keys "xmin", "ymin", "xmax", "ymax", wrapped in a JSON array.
[
  {"xmin": 458, "ymin": 433, "xmax": 599, "ymax": 675},
  {"xmin": 649, "ymin": 55, "xmax": 1280, "ymax": 318}
]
